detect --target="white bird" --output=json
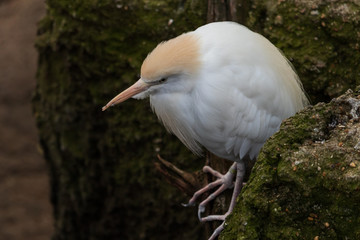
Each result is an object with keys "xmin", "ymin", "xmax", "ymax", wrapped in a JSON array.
[{"xmin": 102, "ymin": 21, "xmax": 308, "ymax": 239}]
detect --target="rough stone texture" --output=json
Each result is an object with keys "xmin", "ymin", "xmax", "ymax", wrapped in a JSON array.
[
  {"xmin": 221, "ymin": 89, "xmax": 360, "ymax": 239},
  {"xmin": 33, "ymin": 1, "xmax": 207, "ymax": 239},
  {"xmin": 219, "ymin": 2, "xmax": 360, "ymax": 238},
  {"xmin": 247, "ymin": 0, "xmax": 360, "ymax": 103}
]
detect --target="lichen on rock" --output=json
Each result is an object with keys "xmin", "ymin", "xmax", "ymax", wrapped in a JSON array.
[
  {"xmin": 220, "ymin": 88, "xmax": 360, "ymax": 239},
  {"xmin": 247, "ymin": 0, "xmax": 360, "ymax": 103}
]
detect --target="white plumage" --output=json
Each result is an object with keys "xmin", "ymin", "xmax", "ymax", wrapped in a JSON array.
[
  {"xmin": 103, "ymin": 21, "xmax": 308, "ymax": 240},
  {"xmin": 144, "ymin": 22, "xmax": 307, "ymax": 161}
]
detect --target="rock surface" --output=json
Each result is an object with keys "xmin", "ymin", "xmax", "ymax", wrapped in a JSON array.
[
  {"xmin": 221, "ymin": 88, "xmax": 360, "ymax": 239},
  {"xmin": 247, "ymin": 0, "xmax": 360, "ymax": 103}
]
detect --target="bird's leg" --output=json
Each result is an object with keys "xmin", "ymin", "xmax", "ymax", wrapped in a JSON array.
[
  {"xmin": 205, "ymin": 162, "xmax": 246, "ymax": 240},
  {"xmin": 201, "ymin": 162, "xmax": 245, "ymax": 221}
]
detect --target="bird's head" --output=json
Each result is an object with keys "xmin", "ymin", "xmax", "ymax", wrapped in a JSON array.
[{"xmin": 102, "ymin": 33, "xmax": 200, "ymax": 111}]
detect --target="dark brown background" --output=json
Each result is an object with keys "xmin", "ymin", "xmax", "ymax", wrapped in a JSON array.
[{"xmin": 0, "ymin": 0, "xmax": 52, "ymax": 239}]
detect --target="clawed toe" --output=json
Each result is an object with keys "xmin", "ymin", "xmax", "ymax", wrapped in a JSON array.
[
  {"xmin": 198, "ymin": 205, "xmax": 205, "ymax": 220},
  {"xmin": 182, "ymin": 165, "xmax": 235, "ymax": 213},
  {"xmin": 183, "ymin": 162, "xmax": 246, "ymax": 240}
]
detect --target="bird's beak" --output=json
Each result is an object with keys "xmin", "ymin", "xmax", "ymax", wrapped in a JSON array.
[{"xmin": 102, "ymin": 79, "xmax": 149, "ymax": 111}]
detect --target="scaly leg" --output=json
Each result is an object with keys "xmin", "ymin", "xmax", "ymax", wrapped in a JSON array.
[
  {"xmin": 204, "ymin": 162, "xmax": 245, "ymax": 240},
  {"xmin": 183, "ymin": 161, "xmax": 245, "ymax": 237}
]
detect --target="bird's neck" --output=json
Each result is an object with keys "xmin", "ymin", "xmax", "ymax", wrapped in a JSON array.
[{"xmin": 150, "ymin": 92, "xmax": 202, "ymax": 155}]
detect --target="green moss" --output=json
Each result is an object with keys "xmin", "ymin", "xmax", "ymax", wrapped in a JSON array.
[
  {"xmin": 220, "ymin": 90, "xmax": 360, "ymax": 239},
  {"xmin": 246, "ymin": 0, "xmax": 360, "ymax": 103},
  {"xmin": 33, "ymin": 0, "xmax": 207, "ymax": 239}
]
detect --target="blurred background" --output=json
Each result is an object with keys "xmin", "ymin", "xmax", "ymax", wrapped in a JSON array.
[
  {"xmin": 1, "ymin": 0, "xmax": 359, "ymax": 239},
  {"xmin": 0, "ymin": 0, "xmax": 52, "ymax": 239}
]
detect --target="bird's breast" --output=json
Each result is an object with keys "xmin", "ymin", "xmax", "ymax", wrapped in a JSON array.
[{"xmin": 150, "ymin": 92, "xmax": 203, "ymax": 156}]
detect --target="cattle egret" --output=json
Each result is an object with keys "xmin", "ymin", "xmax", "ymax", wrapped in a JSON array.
[{"xmin": 102, "ymin": 21, "xmax": 309, "ymax": 239}]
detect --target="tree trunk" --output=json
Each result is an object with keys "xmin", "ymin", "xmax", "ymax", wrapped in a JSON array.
[
  {"xmin": 33, "ymin": 1, "xmax": 208, "ymax": 239},
  {"xmin": 207, "ymin": 0, "xmax": 249, "ymax": 23}
]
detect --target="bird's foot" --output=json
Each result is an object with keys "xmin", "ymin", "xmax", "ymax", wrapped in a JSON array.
[
  {"xmin": 182, "ymin": 163, "xmax": 237, "ymax": 220},
  {"xmin": 184, "ymin": 162, "xmax": 246, "ymax": 240}
]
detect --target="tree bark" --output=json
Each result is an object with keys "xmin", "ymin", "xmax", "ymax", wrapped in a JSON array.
[
  {"xmin": 33, "ymin": 1, "xmax": 208, "ymax": 240},
  {"xmin": 207, "ymin": 0, "xmax": 248, "ymax": 23}
]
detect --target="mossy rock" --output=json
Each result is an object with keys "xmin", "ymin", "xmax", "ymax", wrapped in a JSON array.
[
  {"xmin": 246, "ymin": 0, "xmax": 360, "ymax": 103},
  {"xmin": 221, "ymin": 88, "xmax": 360, "ymax": 239}
]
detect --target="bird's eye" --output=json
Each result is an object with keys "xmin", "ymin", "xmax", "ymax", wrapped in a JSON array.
[{"xmin": 158, "ymin": 78, "xmax": 167, "ymax": 83}]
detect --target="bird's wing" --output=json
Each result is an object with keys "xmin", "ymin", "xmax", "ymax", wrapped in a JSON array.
[
  {"xmin": 192, "ymin": 23, "xmax": 308, "ymax": 160},
  {"xmin": 193, "ymin": 64, "xmax": 289, "ymax": 160}
]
